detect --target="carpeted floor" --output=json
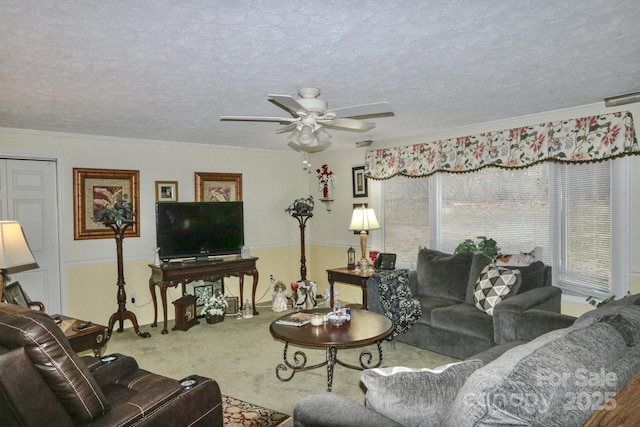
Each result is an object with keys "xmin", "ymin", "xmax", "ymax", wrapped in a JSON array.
[{"xmin": 104, "ymin": 303, "xmax": 458, "ymax": 426}]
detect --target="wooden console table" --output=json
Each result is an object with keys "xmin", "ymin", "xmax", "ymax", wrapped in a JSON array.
[{"xmin": 149, "ymin": 257, "xmax": 259, "ymax": 334}]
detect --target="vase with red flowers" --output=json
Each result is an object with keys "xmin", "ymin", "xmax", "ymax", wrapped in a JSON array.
[{"xmin": 316, "ymin": 164, "xmax": 335, "ymax": 198}]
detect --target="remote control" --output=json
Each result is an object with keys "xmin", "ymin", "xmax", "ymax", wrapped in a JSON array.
[{"xmin": 75, "ymin": 321, "xmax": 92, "ymax": 330}]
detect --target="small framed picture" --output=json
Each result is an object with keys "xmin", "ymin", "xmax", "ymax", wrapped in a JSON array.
[
  {"xmin": 195, "ymin": 172, "xmax": 242, "ymax": 202},
  {"xmin": 225, "ymin": 297, "xmax": 239, "ymax": 316},
  {"xmin": 352, "ymin": 166, "xmax": 368, "ymax": 198},
  {"xmin": 155, "ymin": 181, "xmax": 178, "ymax": 202},
  {"xmin": 3, "ymin": 282, "xmax": 29, "ymax": 307}
]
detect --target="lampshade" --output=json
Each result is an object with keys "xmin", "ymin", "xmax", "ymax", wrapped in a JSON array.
[
  {"xmin": 348, "ymin": 206, "xmax": 380, "ymax": 231},
  {"xmin": 0, "ymin": 221, "xmax": 38, "ymax": 273}
]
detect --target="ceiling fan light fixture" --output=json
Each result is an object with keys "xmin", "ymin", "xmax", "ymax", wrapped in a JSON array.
[
  {"xmin": 288, "ymin": 128, "xmax": 301, "ymax": 143},
  {"xmin": 299, "ymin": 124, "xmax": 314, "ymax": 144},
  {"xmin": 315, "ymin": 127, "xmax": 332, "ymax": 144}
]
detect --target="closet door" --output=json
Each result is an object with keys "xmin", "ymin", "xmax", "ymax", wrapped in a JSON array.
[{"xmin": 0, "ymin": 159, "xmax": 61, "ymax": 313}]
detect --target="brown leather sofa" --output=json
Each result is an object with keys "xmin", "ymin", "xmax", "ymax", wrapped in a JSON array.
[{"xmin": 0, "ymin": 302, "xmax": 223, "ymax": 426}]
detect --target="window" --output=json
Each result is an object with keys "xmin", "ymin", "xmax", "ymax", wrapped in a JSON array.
[{"xmin": 381, "ymin": 159, "xmax": 629, "ymax": 297}]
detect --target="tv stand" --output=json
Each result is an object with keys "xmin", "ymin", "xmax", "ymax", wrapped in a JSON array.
[{"xmin": 148, "ymin": 257, "xmax": 259, "ymax": 334}]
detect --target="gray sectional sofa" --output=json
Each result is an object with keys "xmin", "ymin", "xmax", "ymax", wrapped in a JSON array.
[
  {"xmin": 293, "ymin": 293, "xmax": 640, "ymax": 426},
  {"xmin": 366, "ymin": 248, "xmax": 562, "ymax": 359}
]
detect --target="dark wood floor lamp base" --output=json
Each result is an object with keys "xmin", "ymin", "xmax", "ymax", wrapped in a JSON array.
[{"xmin": 105, "ymin": 221, "xmax": 150, "ymax": 340}]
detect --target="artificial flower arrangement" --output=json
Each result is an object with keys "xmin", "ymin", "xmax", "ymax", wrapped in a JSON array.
[
  {"xmin": 201, "ymin": 292, "xmax": 228, "ymax": 317},
  {"xmin": 285, "ymin": 195, "xmax": 314, "ymax": 215},
  {"xmin": 91, "ymin": 193, "xmax": 135, "ymax": 226},
  {"xmin": 316, "ymin": 164, "xmax": 335, "ymax": 198}
]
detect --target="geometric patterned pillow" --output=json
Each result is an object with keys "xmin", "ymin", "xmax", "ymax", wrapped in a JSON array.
[{"xmin": 474, "ymin": 263, "xmax": 521, "ymax": 316}]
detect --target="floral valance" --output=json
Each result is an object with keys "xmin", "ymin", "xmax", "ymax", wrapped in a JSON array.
[{"xmin": 365, "ymin": 111, "xmax": 638, "ymax": 179}]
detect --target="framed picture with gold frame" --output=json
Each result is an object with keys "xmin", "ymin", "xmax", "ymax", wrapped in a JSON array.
[
  {"xmin": 195, "ymin": 172, "xmax": 242, "ymax": 202},
  {"xmin": 73, "ymin": 168, "xmax": 140, "ymax": 240},
  {"xmin": 155, "ymin": 181, "xmax": 178, "ymax": 202}
]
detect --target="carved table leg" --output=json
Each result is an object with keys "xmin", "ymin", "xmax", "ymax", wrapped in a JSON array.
[{"xmin": 150, "ymin": 279, "xmax": 158, "ymax": 328}]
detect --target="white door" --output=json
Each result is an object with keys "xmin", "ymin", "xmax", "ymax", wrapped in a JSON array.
[{"xmin": 0, "ymin": 159, "xmax": 61, "ymax": 313}]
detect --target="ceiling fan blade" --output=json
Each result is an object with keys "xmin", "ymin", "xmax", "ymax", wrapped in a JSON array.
[
  {"xmin": 324, "ymin": 118, "xmax": 376, "ymax": 132},
  {"xmin": 276, "ymin": 123, "xmax": 298, "ymax": 134},
  {"xmin": 220, "ymin": 116, "xmax": 295, "ymax": 125},
  {"xmin": 328, "ymin": 102, "xmax": 394, "ymax": 119},
  {"xmin": 268, "ymin": 95, "xmax": 308, "ymax": 116}
]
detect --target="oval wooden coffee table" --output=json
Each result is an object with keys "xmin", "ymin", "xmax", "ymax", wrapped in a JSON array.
[{"xmin": 270, "ymin": 308, "xmax": 393, "ymax": 391}]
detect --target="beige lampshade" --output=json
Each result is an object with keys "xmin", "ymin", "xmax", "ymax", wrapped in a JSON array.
[
  {"xmin": 348, "ymin": 206, "xmax": 380, "ymax": 231},
  {"xmin": 0, "ymin": 221, "xmax": 38, "ymax": 274}
]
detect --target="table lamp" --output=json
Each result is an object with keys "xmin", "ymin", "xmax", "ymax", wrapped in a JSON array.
[
  {"xmin": 0, "ymin": 221, "xmax": 39, "ymax": 302},
  {"xmin": 348, "ymin": 205, "xmax": 380, "ymax": 271}
]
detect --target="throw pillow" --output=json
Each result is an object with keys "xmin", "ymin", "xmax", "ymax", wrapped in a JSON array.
[
  {"xmin": 473, "ymin": 264, "xmax": 521, "ymax": 315},
  {"xmin": 361, "ymin": 359, "xmax": 484, "ymax": 427},
  {"xmin": 415, "ymin": 248, "xmax": 473, "ymax": 302}
]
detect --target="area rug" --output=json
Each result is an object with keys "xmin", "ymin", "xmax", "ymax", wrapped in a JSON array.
[{"xmin": 223, "ymin": 395, "xmax": 290, "ymax": 427}]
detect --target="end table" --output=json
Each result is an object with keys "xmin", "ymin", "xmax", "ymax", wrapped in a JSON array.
[
  {"xmin": 55, "ymin": 315, "xmax": 108, "ymax": 357},
  {"xmin": 326, "ymin": 267, "xmax": 376, "ymax": 309}
]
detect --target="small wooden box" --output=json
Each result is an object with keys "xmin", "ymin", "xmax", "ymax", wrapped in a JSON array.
[{"xmin": 172, "ymin": 295, "xmax": 199, "ymax": 331}]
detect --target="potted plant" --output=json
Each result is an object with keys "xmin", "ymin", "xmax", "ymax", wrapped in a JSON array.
[
  {"xmin": 454, "ymin": 236, "xmax": 500, "ymax": 257},
  {"xmin": 201, "ymin": 292, "xmax": 228, "ymax": 324}
]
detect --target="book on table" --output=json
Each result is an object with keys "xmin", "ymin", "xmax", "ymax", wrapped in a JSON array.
[{"xmin": 275, "ymin": 312, "xmax": 312, "ymax": 326}]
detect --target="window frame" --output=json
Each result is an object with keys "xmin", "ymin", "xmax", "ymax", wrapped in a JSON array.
[{"xmin": 376, "ymin": 158, "xmax": 630, "ymax": 299}]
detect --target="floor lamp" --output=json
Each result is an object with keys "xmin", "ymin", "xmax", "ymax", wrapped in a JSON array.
[
  {"xmin": 0, "ymin": 221, "xmax": 39, "ymax": 302},
  {"xmin": 348, "ymin": 205, "xmax": 380, "ymax": 271}
]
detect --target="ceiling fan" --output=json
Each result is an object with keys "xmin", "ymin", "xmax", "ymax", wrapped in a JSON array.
[{"xmin": 220, "ymin": 88, "xmax": 394, "ymax": 152}]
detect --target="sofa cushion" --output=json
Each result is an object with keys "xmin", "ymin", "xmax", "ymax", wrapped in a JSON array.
[
  {"xmin": 445, "ymin": 321, "xmax": 629, "ymax": 427},
  {"xmin": 431, "ymin": 303, "xmax": 494, "ymax": 341},
  {"xmin": 361, "ymin": 359, "xmax": 483, "ymax": 427},
  {"xmin": 414, "ymin": 295, "xmax": 459, "ymax": 325},
  {"xmin": 466, "ymin": 255, "xmax": 546, "ymax": 303},
  {"xmin": 514, "ymin": 260, "xmax": 547, "ymax": 293},
  {"xmin": 416, "ymin": 248, "xmax": 473, "ymax": 302},
  {"xmin": 598, "ymin": 311, "xmax": 640, "ymax": 347},
  {"xmin": 574, "ymin": 295, "xmax": 640, "ymax": 328}
]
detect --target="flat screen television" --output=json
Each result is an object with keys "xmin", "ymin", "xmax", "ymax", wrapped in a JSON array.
[{"xmin": 155, "ymin": 201, "xmax": 244, "ymax": 261}]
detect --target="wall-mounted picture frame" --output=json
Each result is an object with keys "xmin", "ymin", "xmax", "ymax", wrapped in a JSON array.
[
  {"xmin": 195, "ymin": 172, "xmax": 243, "ymax": 202},
  {"xmin": 225, "ymin": 296, "xmax": 239, "ymax": 317},
  {"xmin": 155, "ymin": 181, "xmax": 178, "ymax": 202},
  {"xmin": 73, "ymin": 168, "xmax": 140, "ymax": 240},
  {"xmin": 352, "ymin": 165, "xmax": 368, "ymax": 198}
]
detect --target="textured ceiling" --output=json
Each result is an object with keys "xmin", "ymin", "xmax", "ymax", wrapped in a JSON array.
[{"xmin": 1, "ymin": 0, "xmax": 639, "ymax": 152}]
